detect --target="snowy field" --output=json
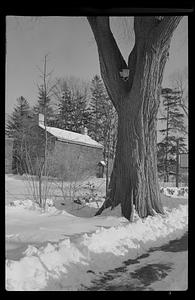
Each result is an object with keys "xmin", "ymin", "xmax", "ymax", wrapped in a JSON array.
[{"xmin": 5, "ymin": 174, "xmax": 188, "ymax": 291}]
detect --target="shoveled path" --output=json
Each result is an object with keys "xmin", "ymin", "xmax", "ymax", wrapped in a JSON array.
[{"xmin": 82, "ymin": 232, "xmax": 188, "ymax": 291}]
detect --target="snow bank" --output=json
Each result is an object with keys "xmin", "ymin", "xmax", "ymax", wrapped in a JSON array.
[
  {"xmin": 6, "ymin": 204, "xmax": 188, "ymax": 291},
  {"xmin": 10, "ymin": 197, "xmax": 104, "ymax": 210},
  {"xmin": 85, "ymin": 200, "xmax": 104, "ymax": 208},
  {"xmin": 160, "ymin": 187, "xmax": 188, "ymax": 198},
  {"xmin": 9, "ymin": 199, "xmax": 54, "ymax": 211}
]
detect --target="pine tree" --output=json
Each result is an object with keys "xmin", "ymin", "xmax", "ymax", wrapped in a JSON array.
[
  {"xmin": 55, "ymin": 84, "xmax": 72, "ymax": 129},
  {"xmin": 6, "ymin": 96, "xmax": 32, "ymax": 174},
  {"xmin": 6, "ymin": 97, "xmax": 31, "ymax": 137},
  {"xmin": 157, "ymin": 136, "xmax": 186, "ymax": 179},
  {"xmin": 88, "ymin": 75, "xmax": 117, "ymax": 156},
  {"xmin": 88, "ymin": 75, "xmax": 108, "ymax": 142},
  {"xmin": 88, "ymin": 75, "xmax": 118, "ymax": 194},
  {"xmin": 72, "ymin": 90, "xmax": 91, "ymax": 132},
  {"xmin": 33, "ymin": 85, "xmax": 55, "ymax": 127},
  {"xmin": 157, "ymin": 88, "xmax": 187, "ymax": 182},
  {"xmin": 56, "ymin": 82, "xmax": 90, "ymax": 133}
]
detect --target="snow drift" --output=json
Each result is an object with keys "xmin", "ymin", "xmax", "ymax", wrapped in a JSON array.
[
  {"xmin": 9, "ymin": 198, "xmax": 54, "ymax": 210},
  {"xmin": 6, "ymin": 204, "xmax": 188, "ymax": 291},
  {"xmin": 160, "ymin": 187, "xmax": 188, "ymax": 198}
]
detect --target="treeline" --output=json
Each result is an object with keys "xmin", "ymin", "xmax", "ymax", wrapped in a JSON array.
[
  {"xmin": 6, "ymin": 74, "xmax": 188, "ymax": 181},
  {"xmin": 6, "ymin": 75, "xmax": 117, "ymax": 174},
  {"xmin": 157, "ymin": 87, "xmax": 188, "ymax": 183}
]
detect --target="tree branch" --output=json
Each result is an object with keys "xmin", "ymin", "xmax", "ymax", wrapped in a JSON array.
[
  {"xmin": 179, "ymin": 103, "xmax": 188, "ymax": 117},
  {"xmin": 153, "ymin": 16, "xmax": 183, "ymax": 46},
  {"xmin": 134, "ymin": 16, "xmax": 183, "ymax": 50},
  {"xmin": 87, "ymin": 17, "xmax": 128, "ymax": 111}
]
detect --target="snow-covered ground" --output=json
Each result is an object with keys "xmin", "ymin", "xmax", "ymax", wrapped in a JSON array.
[
  {"xmin": 160, "ymin": 187, "xmax": 188, "ymax": 198},
  {"xmin": 5, "ymin": 174, "xmax": 188, "ymax": 291},
  {"xmin": 87, "ymin": 242, "xmax": 188, "ymax": 291},
  {"xmin": 6, "ymin": 201, "xmax": 188, "ymax": 291}
]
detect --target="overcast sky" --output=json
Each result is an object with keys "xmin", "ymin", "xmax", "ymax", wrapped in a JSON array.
[{"xmin": 6, "ymin": 16, "xmax": 188, "ymax": 114}]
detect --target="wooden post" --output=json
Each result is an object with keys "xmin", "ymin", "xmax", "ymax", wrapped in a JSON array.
[
  {"xmin": 176, "ymin": 139, "xmax": 179, "ymax": 188},
  {"xmin": 165, "ymin": 102, "xmax": 169, "ymax": 183},
  {"xmin": 106, "ymin": 121, "xmax": 111, "ymax": 197}
]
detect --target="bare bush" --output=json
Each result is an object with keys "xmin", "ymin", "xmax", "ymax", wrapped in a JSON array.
[{"xmin": 51, "ymin": 151, "xmax": 95, "ymax": 206}]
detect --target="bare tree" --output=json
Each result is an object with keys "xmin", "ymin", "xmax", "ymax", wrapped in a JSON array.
[
  {"xmin": 52, "ymin": 76, "xmax": 90, "ymax": 103},
  {"xmin": 87, "ymin": 16, "xmax": 183, "ymax": 220},
  {"xmin": 169, "ymin": 68, "xmax": 188, "ymax": 118},
  {"xmin": 35, "ymin": 54, "xmax": 57, "ymax": 208}
]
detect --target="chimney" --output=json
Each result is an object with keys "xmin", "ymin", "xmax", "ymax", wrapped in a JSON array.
[
  {"xmin": 81, "ymin": 127, "xmax": 88, "ymax": 135},
  {"xmin": 39, "ymin": 113, "xmax": 45, "ymax": 126}
]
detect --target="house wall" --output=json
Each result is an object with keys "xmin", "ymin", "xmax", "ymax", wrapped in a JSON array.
[
  {"xmin": 5, "ymin": 138, "xmax": 14, "ymax": 173},
  {"xmin": 50, "ymin": 140, "xmax": 103, "ymax": 180},
  {"xmin": 9, "ymin": 122, "xmax": 103, "ymax": 179},
  {"xmin": 9, "ymin": 125, "xmax": 56, "ymax": 175},
  {"xmin": 29, "ymin": 127, "xmax": 56, "ymax": 175}
]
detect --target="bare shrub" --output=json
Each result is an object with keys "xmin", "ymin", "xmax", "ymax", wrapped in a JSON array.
[{"xmin": 51, "ymin": 151, "xmax": 95, "ymax": 206}]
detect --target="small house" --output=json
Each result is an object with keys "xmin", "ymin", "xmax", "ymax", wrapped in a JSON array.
[{"xmin": 36, "ymin": 114, "xmax": 104, "ymax": 180}]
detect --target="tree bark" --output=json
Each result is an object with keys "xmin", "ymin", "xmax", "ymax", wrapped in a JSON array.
[
  {"xmin": 96, "ymin": 67, "xmax": 164, "ymax": 219},
  {"xmin": 88, "ymin": 16, "xmax": 183, "ymax": 220}
]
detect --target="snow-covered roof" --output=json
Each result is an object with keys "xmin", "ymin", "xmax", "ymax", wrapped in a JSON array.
[
  {"xmin": 39, "ymin": 124, "xmax": 103, "ymax": 149},
  {"xmin": 98, "ymin": 161, "xmax": 106, "ymax": 166}
]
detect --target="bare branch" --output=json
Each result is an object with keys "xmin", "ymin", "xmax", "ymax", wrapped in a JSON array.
[
  {"xmin": 134, "ymin": 16, "xmax": 183, "ymax": 51},
  {"xmin": 180, "ymin": 103, "xmax": 188, "ymax": 117},
  {"xmin": 169, "ymin": 69, "xmax": 188, "ymax": 117},
  {"xmin": 46, "ymin": 81, "xmax": 59, "ymax": 98},
  {"xmin": 36, "ymin": 65, "xmax": 44, "ymax": 76},
  {"xmin": 87, "ymin": 16, "xmax": 128, "ymax": 110}
]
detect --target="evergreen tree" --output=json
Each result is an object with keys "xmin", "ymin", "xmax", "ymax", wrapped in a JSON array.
[
  {"xmin": 33, "ymin": 85, "xmax": 55, "ymax": 127},
  {"xmin": 5, "ymin": 96, "xmax": 32, "ymax": 174},
  {"xmin": 88, "ymin": 75, "xmax": 108, "ymax": 142},
  {"xmin": 157, "ymin": 88, "xmax": 187, "ymax": 182},
  {"xmin": 157, "ymin": 136, "xmax": 186, "ymax": 180},
  {"xmin": 72, "ymin": 90, "xmax": 91, "ymax": 132},
  {"xmin": 55, "ymin": 82, "xmax": 90, "ymax": 132},
  {"xmin": 6, "ymin": 96, "xmax": 31, "ymax": 137},
  {"xmin": 88, "ymin": 75, "xmax": 117, "ymax": 158}
]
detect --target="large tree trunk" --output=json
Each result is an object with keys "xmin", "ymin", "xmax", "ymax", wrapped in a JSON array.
[
  {"xmin": 96, "ymin": 41, "xmax": 169, "ymax": 220},
  {"xmin": 97, "ymin": 96, "xmax": 163, "ymax": 220},
  {"xmin": 88, "ymin": 16, "xmax": 183, "ymax": 220}
]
